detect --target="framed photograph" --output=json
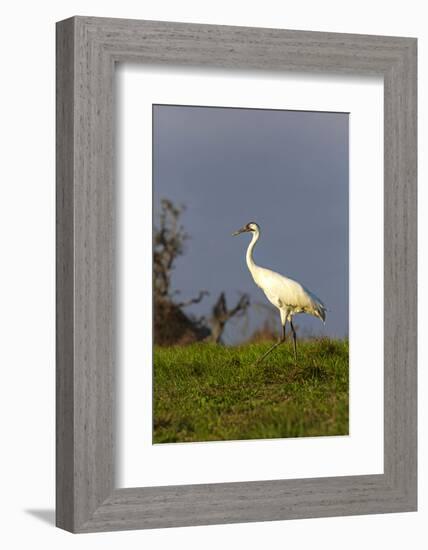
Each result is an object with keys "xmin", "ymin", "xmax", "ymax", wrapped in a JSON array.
[{"xmin": 56, "ymin": 16, "xmax": 417, "ymax": 532}]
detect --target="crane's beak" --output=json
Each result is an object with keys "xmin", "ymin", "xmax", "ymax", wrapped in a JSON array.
[{"xmin": 232, "ymin": 226, "xmax": 247, "ymax": 236}]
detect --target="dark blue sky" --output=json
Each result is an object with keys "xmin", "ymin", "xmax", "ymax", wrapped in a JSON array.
[{"xmin": 153, "ymin": 105, "xmax": 349, "ymax": 343}]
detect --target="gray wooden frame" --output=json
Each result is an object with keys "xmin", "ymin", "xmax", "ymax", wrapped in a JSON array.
[{"xmin": 56, "ymin": 16, "xmax": 417, "ymax": 533}]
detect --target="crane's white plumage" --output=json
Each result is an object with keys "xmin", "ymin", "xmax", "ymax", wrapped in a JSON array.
[{"xmin": 233, "ymin": 222, "xmax": 326, "ymax": 362}]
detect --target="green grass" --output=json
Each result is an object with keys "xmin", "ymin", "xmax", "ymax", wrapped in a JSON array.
[{"xmin": 153, "ymin": 339, "xmax": 349, "ymax": 443}]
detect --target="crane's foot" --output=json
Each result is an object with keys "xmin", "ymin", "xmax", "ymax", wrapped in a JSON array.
[
  {"xmin": 251, "ymin": 339, "xmax": 284, "ymax": 367},
  {"xmin": 293, "ymin": 345, "xmax": 298, "ymax": 364},
  {"xmin": 251, "ymin": 335, "xmax": 290, "ymax": 367}
]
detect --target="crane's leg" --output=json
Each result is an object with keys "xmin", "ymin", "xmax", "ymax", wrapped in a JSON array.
[
  {"xmin": 253, "ymin": 322, "xmax": 286, "ymax": 365},
  {"xmin": 290, "ymin": 317, "xmax": 298, "ymax": 362}
]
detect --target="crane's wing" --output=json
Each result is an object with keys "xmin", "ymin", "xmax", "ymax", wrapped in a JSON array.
[
  {"xmin": 252, "ymin": 266, "xmax": 326, "ymax": 322},
  {"xmin": 300, "ymin": 285, "xmax": 327, "ymax": 322}
]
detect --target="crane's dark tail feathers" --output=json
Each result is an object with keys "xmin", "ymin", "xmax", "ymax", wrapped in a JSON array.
[{"xmin": 315, "ymin": 302, "xmax": 327, "ymax": 324}]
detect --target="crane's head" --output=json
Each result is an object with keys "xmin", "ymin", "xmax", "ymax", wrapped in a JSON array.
[{"xmin": 232, "ymin": 222, "xmax": 260, "ymax": 236}]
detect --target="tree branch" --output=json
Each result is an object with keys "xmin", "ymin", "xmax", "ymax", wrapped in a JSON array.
[{"xmin": 176, "ymin": 290, "xmax": 209, "ymax": 308}]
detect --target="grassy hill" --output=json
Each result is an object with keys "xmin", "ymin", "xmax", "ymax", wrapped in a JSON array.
[{"xmin": 153, "ymin": 339, "xmax": 349, "ymax": 444}]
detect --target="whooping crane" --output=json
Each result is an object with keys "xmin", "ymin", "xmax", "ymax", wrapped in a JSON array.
[{"xmin": 232, "ymin": 222, "xmax": 326, "ymax": 363}]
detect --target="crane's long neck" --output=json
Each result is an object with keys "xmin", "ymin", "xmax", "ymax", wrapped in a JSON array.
[{"xmin": 246, "ymin": 229, "xmax": 260, "ymax": 277}]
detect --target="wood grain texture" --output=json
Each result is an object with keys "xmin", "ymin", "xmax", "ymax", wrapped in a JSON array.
[
  {"xmin": 56, "ymin": 16, "xmax": 417, "ymax": 533},
  {"xmin": 56, "ymin": 18, "xmax": 75, "ymax": 531}
]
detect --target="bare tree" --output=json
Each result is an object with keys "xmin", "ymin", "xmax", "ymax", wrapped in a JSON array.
[
  {"xmin": 153, "ymin": 199, "xmax": 188, "ymax": 300},
  {"xmin": 208, "ymin": 292, "xmax": 250, "ymax": 344},
  {"xmin": 153, "ymin": 199, "xmax": 250, "ymax": 345}
]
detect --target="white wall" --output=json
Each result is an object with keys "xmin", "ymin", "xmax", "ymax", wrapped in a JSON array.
[{"xmin": 0, "ymin": 1, "xmax": 425, "ymax": 548}]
